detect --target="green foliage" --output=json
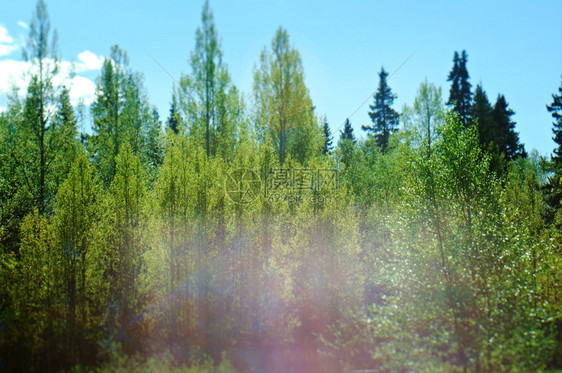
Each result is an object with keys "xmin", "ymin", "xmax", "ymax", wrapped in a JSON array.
[
  {"xmin": 447, "ymin": 50, "xmax": 472, "ymax": 125},
  {"xmin": 363, "ymin": 67, "xmax": 400, "ymax": 152},
  {"xmin": 544, "ymin": 77, "xmax": 562, "ymax": 221},
  {"xmin": 402, "ymin": 79, "xmax": 445, "ymax": 153},
  {"xmin": 321, "ymin": 116, "xmax": 333, "ymax": 155},
  {"xmin": 167, "ymin": 93, "xmax": 183, "ymax": 135},
  {"xmin": 0, "ymin": 2, "xmax": 559, "ymax": 372},
  {"xmin": 178, "ymin": 0, "xmax": 242, "ymax": 160},
  {"xmin": 253, "ymin": 27, "xmax": 322, "ymax": 165},
  {"xmin": 90, "ymin": 45, "xmax": 159, "ymax": 187}
]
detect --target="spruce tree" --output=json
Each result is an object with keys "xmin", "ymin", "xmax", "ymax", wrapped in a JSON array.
[
  {"xmin": 447, "ymin": 50, "xmax": 472, "ymax": 125},
  {"xmin": 338, "ymin": 118, "xmax": 356, "ymax": 168},
  {"xmin": 144, "ymin": 107, "xmax": 164, "ymax": 174},
  {"xmin": 548, "ymin": 78, "xmax": 562, "ymax": 162},
  {"xmin": 492, "ymin": 94, "xmax": 525, "ymax": 160},
  {"xmin": 341, "ymin": 118, "xmax": 356, "ymax": 143},
  {"xmin": 167, "ymin": 94, "xmax": 182, "ymax": 135},
  {"xmin": 90, "ymin": 45, "xmax": 156, "ymax": 186},
  {"xmin": 363, "ymin": 67, "xmax": 399, "ymax": 152},
  {"xmin": 90, "ymin": 50, "xmax": 123, "ymax": 186},
  {"xmin": 544, "ymin": 77, "xmax": 562, "ymax": 220},
  {"xmin": 51, "ymin": 86, "xmax": 79, "ymax": 187},
  {"xmin": 471, "ymin": 84, "xmax": 496, "ymax": 148},
  {"xmin": 322, "ymin": 117, "xmax": 333, "ymax": 154}
]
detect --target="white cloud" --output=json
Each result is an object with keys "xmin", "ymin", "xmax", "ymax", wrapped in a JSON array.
[
  {"xmin": 0, "ymin": 25, "xmax": 18, "ymax": 56},
  {"xmin": 69, "ymin": 76, "xmax": 97, "ymax": 105},
  {"xmin": 0, "ymin": 44, "xmax": 18, "ymax": 56},
  {"xmin": 76, "ymin": 50, "xmax": 104, "ymax": 72},
  {"xmin": 0, "ymin": 59, "xmax": 28, "ymax": 94},
  {"xmin": 0, "ymin": 25, "xmax": 12, "ymax": 43},
  {"xmin": 0, "ymin": 50, "xmax": 104, "ymax": 110},
  {"xmin": 17, "ymin": 21, "xmax": 28, "ymax": 29}
]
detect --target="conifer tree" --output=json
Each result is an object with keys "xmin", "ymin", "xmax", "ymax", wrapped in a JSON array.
[
  {"xmin": 492, "ymin": 94, "xmax": 525, "ymax": 160},
  {"xmin": 363, "ymin": 67, "xmax": 399, "ymax": 152},
  {"xmin": 471, "ymin": 84, "xmax": 495, "ymax": 148},
  {"xmin": 341, "ymin": 118, "xmax": 356, "ymax": 143},
  {"xmin": 143, "ymin": 107, "xmax": 164, "ymax": 176},
  {"xmin": 447, "ymin": 50, "xmax": 472, "ymax": 125},
  {"xmin": 544, "ymin": 77, "xmax": 562, "ymax": 220},
  {"xmin": 322, "ymin": 117, "xmax": 333, "ymax": 154},
  {"xmin": 338, "ymin": 118, "xmax": 356, "ymax": 168},
  {"xmin": 167, "ymin": 94, "xmax": 182, "ymax": 135},
  {"xmin": 90, "ymin": 45, "xmax": 156, "ymax": 186},
  {"xmin": 16, "ymin": 0, "xmax": 69, "ymax": 214}
]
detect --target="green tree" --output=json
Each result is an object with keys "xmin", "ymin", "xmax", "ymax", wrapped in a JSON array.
[
  {"xmin": 402, "ymin": 80, "xmax": 445, "ymax": 153},
  {"xmin": 447, "ymin": 50, "xmax": 472, "ymax": 125},
  {"xmin": 471, "ymin": 86, "xmax": 525, "ymax": 172},
  {"xmin": 471, "ymin": 84, "xmax": 495, "ymax": 148},
  {"xmin": 143, "ymin": 107, "xmax": 164, "ymax": 181},
  {"xmin": 53, "ymin": 151, "xmax": 103, "ymax": 366},
  {"xmin": 363, "ymin": 67, "xmax": 399, "ymax": 152},
  {"xmin": 90, "ymin": 45, "xmax": 156, "ymax": 186},
  {"xmin": 9, "ymin": 0, "xmax": 77, "ymax": 214},
  {"xmin": 544, "ymin": 77, "xmax": 562, "ymax": 221},
  {"xmin": 178, "ymin": 0, "xmax": 241, "ymax": 159},
  {"xmin": 338, "ymin": 119, "xmax": 356, "ymax": 168},
  {"xmin": 340, "ymin": 118, "xmax": 355, "ymax": 143},
  {"xmin": 0, "ymin": 93, "xmax": 26, "ymax": 252},
  {"xmin": 90, "ymin": 48, "xmax": 125, "ymax": 186},
  {"xmin": 4, "ymin": 210, "xmax": 63, "ymax": 371},
  {"xmin": 492, "ymin": 94, "xmax": 525, "ymax": 160},
  {"xmin": 321, "ymin": 116, "xmax": 333, "ymax": 155},
  {"xmin": 106, "ymin": 144, "xmax": 147, "ymax": 352},
  {"xmin": 167, "ymin": 93, "xmax": 183, "ymax": 135},
  {"xmin": 253, "ymin": 27, "xmax": 322, "ymax": 165}
]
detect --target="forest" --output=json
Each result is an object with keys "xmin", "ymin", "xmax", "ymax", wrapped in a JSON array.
[{"xmin": 0, "ymin": 1, "xmax": 561, "ymax": 372}]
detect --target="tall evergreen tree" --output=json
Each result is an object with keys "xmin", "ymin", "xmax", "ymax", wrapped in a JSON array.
[
  {"xmin": 90, "ymin": 45, "xmax": 156, "ymax": 186},
  {"xmin": 143, "ymin": 107, "xmax": 164, "ymax": 177},
  {"xmin": 492, "ymin": 94, "xmax": 525, "ymax": 160},
  {"xmin": 18, "ymin": 0, "xmax": 63, "ymax": 214},
  {"xmin": 51, "ymin": 86, "xmax": 80, "ymax": 186},
  {"xmin": 447, "ymin": 50, "xmax": 472, "ymax": 125},
  {"xmin": 472, "ymin": 85, "xmax": 525, "ymax": 171},
  {"xmin": 341, "ymin": 118, "xmax": 356, "ymax": 143},
  {"xmin": 363, "ymin": 67, "xmax": 399, "ymax": 152},
  {"xmin": 338, "ymin": 118, "xmax": 356, "ymax": 168},
  {"xmin": 167, "ymin": 94, "xmax": 182, "ymax": 135},
  {"xmin": 90, "ymin": 47, "xmax": 126, "ymax": 186},
  {"xmin": 544, "ymin": 77, "xmax": 562, "ymax": 220},
  {"xmin": 471, "ymin": 84, "xmax": 496, "ymax": 148},
  {"xmin": 322, "ymin": 117, "xmax": 333, "ymax": 154}
]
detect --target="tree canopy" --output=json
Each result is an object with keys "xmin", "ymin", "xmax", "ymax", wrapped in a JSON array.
[{"xmin": 0, "ymin": 2, "xmax": 560, "ymax": 372}]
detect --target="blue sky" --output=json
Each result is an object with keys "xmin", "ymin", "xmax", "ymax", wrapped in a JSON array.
[{"xmin": 1, "ymin": 0, "xmax": 561, "ymax": 156}]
